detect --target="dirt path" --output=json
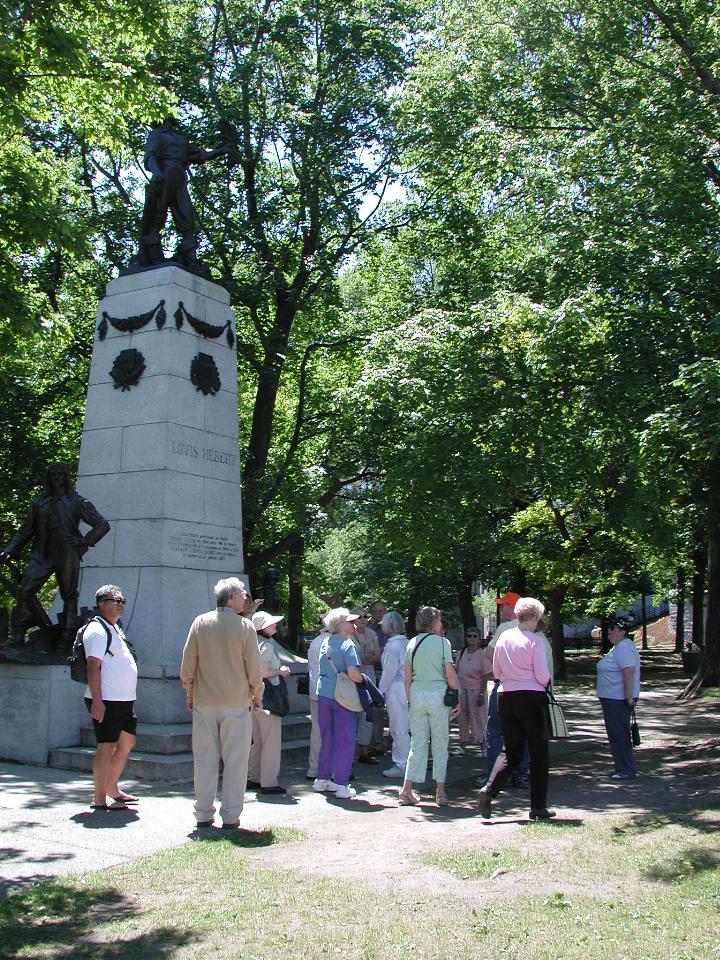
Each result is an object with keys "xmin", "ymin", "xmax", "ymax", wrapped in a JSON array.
[
  {"xmin": 241, "ymin": 682, "xmax": 720, "ymax": 899},
  {"xmin": 1, "ymin": 666, "xmax": 716, "ymax": 896}
]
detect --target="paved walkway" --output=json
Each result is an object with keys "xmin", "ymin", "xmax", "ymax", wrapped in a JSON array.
[{"xmin": 1, "ymin": 680, "xmax": 718, "ymax": 893}]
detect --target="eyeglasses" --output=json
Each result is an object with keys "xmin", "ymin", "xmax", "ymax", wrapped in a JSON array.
[{"xmin": 100, "ymin": 596, "xmax": 126, "ymax": 604}]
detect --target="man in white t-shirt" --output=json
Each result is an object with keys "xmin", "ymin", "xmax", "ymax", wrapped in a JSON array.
[{"xmin": 83, "ymin": 584, "xmax": 138, "ymax": 810}]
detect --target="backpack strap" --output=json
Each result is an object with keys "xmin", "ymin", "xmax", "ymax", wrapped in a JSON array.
[{"xmin": 93, "ymin": 616, "xmax": 115, "ymax": 658}]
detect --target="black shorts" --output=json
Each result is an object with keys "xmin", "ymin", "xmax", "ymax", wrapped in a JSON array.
[{"xmin": 85, "ymin": 698, "xmax": 137, "ymax": 743}]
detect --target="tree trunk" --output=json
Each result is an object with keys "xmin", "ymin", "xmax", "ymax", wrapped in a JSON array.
[
  {"xmin": 457, "ymin": 575, "xmax": 476, "ymax": 628},
  {"xmin": 286, "ymin": 537, "xmax": 304, "ymax": 652},
  {"xmin": 691, "ymin": 536, "xmax": 707, "ymax": 649},
  {"xmin": 675, "ymin": 566, "xmax": 686, "ymax": 654},
  {"xmin": 242, "ymin": 296, "xmax": 297, "ymax": 547},
  {"xmin": 548, "ymin": 585, "xmax": 566, "ymax": 681},
  {"xmin": 682, "ymin": 456, "xmax": 720, "ymax": 697}
]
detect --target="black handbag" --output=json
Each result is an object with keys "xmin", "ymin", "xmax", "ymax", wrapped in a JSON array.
[
  {"xmin": 296, "ymin": 673, "xmax": 310, "ymax": 696},
  {"xmin": 262, "ymin": 676, "xmax": 289, "ymax": 717},
  {"xmin": 631, "ymin": 707, "xmax": 641, "ymax": 746},
  {"xmin": 411, "ymin": 633, "xmax": 457, "ymax": 707}
]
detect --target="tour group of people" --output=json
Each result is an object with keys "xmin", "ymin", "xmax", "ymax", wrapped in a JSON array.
[{"xmin": 81, "ymin": 579, "xmax": 641, "ymax": 830}]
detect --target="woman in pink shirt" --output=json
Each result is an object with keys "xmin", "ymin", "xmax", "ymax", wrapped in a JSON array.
[
  {"xmin": 477, "ymin": 597, "xmax": 553, "ymax": 821},
  {"xmin": 456, "ymin": 627, "xmax": 492, "ymax": 752}
]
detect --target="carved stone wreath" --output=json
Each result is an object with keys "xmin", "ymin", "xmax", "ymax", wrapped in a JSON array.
[
  {"xmin": 110, "ymin": 348, "xmax": 146, "ymax": 391},
  {"xmin": 190, "ymin": 352, "xmax": 221, "ymax": 396},
  {"xmin": 98, "ymin": 300, "xmax": 166, "ymax": 340}
]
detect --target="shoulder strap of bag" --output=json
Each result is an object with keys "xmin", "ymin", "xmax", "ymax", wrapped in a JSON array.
[
  {"xmin": 323, "ymin": 638, "xmax": 341, "ymax": 675},
  {"xmin": 410, "ymin": 633, "xmax": 431, "ymax": 678}
]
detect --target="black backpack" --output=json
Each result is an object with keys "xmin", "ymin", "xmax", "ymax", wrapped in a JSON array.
[{"xmin": 67, "ymin": 616, "xmax": 129, "ymax": 683}]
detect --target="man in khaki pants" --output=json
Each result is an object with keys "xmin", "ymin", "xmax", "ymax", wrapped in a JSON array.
[{"xmin": 180, "ymin": 577, "xmax": 263, "ymax": 830}]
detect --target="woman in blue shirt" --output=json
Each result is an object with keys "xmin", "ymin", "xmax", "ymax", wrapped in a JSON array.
[
  {"xmin": 596, "ymin": 616, "xmax": 641, "ymax": 780},
  {"xmin": 313, "ymin": 608, "xmax": 364, "ymax": 799}
]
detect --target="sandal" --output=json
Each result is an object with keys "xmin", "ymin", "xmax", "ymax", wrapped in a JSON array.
[
  {"xmin": 436, "ymin": 792, "xmax": 449, "ymax": 807},
  {"xmin": 398, "ymin": 792, "xmax": 418, "ymax": 806},
  {"xmin": 90, "ymin": 800, "xmax": 127, "ymax": 811},
  {"xmin": 112, "ymin": 793, "xmax": 139, "ymax": 803}
]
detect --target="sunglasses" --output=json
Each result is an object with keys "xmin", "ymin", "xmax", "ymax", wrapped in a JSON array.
[{"xmin": 100, "ymin": 596, "xmax": 126, "ymax": 604}]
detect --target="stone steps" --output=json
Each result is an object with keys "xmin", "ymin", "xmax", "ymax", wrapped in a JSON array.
[
  {"xmin": 49, "ymin": 745, "xmax": 195, "ymax": 782},
  {"xmin": 49, "ymin": 712, "xmax": 312, "ymax": 782}
]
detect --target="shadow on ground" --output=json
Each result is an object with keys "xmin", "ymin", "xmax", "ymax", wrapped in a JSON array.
[{"xmin": 0, "ymin": 880, "xmax": 200, "ymax": 958}]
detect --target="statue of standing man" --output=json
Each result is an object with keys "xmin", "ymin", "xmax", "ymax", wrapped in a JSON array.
[
  {"xmin": 129, "ymin": 116, "xmax": 239, "ymax": 279},
  {"xmin": 0, "ymin": 464, "xmax": 110, "ymax": 648}
]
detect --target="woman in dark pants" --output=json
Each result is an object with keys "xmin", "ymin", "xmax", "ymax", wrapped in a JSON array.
[
  {"xmin": 597, "ymin": 616, "xmax": 640, "ymax": 780},
  {"xmin": 477, "ymin": 597, "xmax": 553, "ymax": 820}
]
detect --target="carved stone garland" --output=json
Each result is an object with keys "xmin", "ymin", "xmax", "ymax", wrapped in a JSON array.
[
  {"xmin": 174, "ymin": 301, "xmax": 235, "ymax": 348},
  {"xmin": 98, "ymin": 300, "xmax": 166, "ymax": 340}
]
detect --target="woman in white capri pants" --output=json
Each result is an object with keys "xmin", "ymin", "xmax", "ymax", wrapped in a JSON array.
[{"xmin": 378, "ymin": 611, "xmax": 410, "ymax": 779}]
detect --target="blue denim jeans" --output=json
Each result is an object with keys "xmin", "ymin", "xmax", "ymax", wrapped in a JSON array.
[
  {"xmin": 486, "ymin": 681, "xmax": 529, "ymax": 778},
  {"xmin": 600, "ymin": 697, "xmax": 636, "ymax": 777}
]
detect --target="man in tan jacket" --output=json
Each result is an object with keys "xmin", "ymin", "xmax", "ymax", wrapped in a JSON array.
[{"xmin": 180, "ymin": 577, "xmax": 263, "ymax": 830}]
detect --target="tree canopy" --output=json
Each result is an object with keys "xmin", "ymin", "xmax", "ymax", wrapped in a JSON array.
[{"xmin": 2, "ymin": 0, "xmax": 720, "ymax": 689}]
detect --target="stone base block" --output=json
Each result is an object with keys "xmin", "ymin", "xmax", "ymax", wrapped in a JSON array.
[{"xmin": 0, "ymin": 663, "xmax": 88, "ymax": 765}]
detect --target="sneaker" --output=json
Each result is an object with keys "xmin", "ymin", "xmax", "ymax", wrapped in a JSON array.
[
  {"xmin": 259, "ymin": 785, "xmax": 287, "ymax": 795},
  {"xmin": 528, "ymin": 807, "xmax": 556, "ymax": 820},
  {"xmin": 335, "ymin": 784, "xmax": 357, "ymax": 799},
  {"xmin": 611, "ymin": 772, "xmax": 635, "ymax": 780},
  {"xmin": 382, "ymin": 765, "xmax": 405, "ymax": 779},
  {"xmin": 477, "ymin": 789, "xmax": 492, "ymax": 819},
  {"xmin": 312, "ymin": 778, "xmax": 338, "ymax": 793}
]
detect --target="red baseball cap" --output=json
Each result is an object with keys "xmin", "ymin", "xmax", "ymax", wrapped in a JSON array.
[{"xmin": 496, "ymin": 591, "xmax": 521, "ymax": 607}]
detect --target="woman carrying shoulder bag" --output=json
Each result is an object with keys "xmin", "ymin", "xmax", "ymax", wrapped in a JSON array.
[
  {"xmin": 313, "ymin": 608, "xmax": 364, "ymax": 800},
  {"xmin": 398, "ymin": 606, "xmax": 459, "ymax": 807}
]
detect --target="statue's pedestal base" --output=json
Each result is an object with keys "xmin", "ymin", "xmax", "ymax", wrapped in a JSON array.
[
  {"xmin": 0, "ymin": 663, "xmax": 87, "ymax": 765},
  {"xmin": 0, "ymin": 266, "xmax": 247, "ymax": 773},
  {"xmin": 74, "ymin": 267, "xmax": 244, "ymax": 728}
]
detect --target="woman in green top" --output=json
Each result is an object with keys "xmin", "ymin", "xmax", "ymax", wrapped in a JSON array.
[{"xmin": 398, "ymin": 606, "xmax": 459, "ymax": 807}]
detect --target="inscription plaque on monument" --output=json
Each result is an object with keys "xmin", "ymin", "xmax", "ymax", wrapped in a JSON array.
[{"xmin": 166, "ymin": 531, "xmax": 239, "ymax": 564}]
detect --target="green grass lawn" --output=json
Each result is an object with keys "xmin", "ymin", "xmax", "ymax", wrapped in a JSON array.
[{"xmin": 3, "ymin": 814, "xmax": 718, "ymax": 959}]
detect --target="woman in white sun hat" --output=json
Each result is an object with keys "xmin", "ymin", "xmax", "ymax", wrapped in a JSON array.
[{"xmin": 248, "ymin": 611, "xmax": 291, "ymax": 795}]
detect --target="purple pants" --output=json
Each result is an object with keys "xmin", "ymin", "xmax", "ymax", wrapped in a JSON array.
[{"xmin": 317, "ymin": 695, "xmax": 358, "ymax": 786}]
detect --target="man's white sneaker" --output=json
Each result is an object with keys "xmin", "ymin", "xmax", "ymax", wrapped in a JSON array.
[
  {"xmin": 334, "ymin": 784, "xmax": 357, "ymax": 799},
  {"xmin": 382, "ymin": 765, "xmax": 405, "ymax": 778},
  {"xmin": 312, "ymin": 778, "xmax": 338, "ymax": 793}
]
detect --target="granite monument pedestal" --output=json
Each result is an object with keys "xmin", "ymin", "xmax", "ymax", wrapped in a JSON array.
[{"xmin": 0, "ymin": 266, "xmax": 247, "ymax": 770}]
